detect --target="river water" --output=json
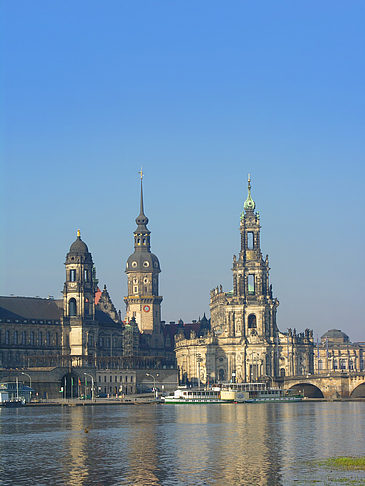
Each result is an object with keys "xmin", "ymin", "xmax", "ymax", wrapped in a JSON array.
[{"xmin": 1, "ymin": 402, "xmax": 364, "ymax": 485}]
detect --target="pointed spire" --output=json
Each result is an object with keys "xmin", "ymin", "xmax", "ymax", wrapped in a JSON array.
[
  {"xmin": 243, "ymin": 173, "xmax": 256, "ymax": 212},
  {"xmin": 135, "ymin": 169, "xmax": 149, "ymax": 228}
]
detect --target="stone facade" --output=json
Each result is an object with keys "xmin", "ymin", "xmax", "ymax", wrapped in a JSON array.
[
  {"xmin": 313, "ymin": 329, "xmax": 365, "ymax": 373},
  {"xmin": 175, "ymin": 177, "xmax": 314, "ymax": 384},
  {"xmin": 0, "ymin": 177, "xmax": 177, "ymax": 397},
  {"xmin": 124, "ymin": 176, "xmax": 164, "ymax": 350}
]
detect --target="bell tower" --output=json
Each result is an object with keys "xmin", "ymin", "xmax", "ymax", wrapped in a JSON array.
[
  {"xmin": 124, "ymin": 172, "xmax": 163, "ymax": 338},
  {"xmin": 232, "ymin": 175, "xmax": 279, "ymax": 340},
  {"xmin": 62, "ymin": 230, "xmax": 97, "ymax": 359}
]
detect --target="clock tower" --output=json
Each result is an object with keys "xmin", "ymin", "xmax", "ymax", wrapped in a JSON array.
[{"xmin": 124, "ymin": 173, "xmax": 163, "ymax": 338}]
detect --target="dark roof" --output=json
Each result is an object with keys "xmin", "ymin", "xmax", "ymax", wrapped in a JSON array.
[
  {"xmin": 0, "ymin": 296, "xmax": 62, "ymax": 321},
  {"xmin": 321, "ymin": 329, "xmax": 349, "ymax": 340},
  {"xmin": 69, "ymin": 236, "xmax": 89, "ymax": 255},
  {"xmin": 95, "ymin": 309, "xmax": 120, "ymax": 328}
]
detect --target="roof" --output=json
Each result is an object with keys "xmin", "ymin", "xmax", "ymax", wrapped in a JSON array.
[
  {"xmin": 0, "ymin": 296, "xmax": 62, "ymax": 321},
  {"xmin": 95, "ymin": 309, "xmax": 120, "ymax": 328},
  {"xmin": 321, "ymin": 329, "xmax": 350, "ymax": 342}
]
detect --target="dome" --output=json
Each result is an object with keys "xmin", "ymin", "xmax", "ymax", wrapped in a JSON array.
[
  {"xmin": 321, "ymin": 329, "xmax": 349, "ymax": 344},
  {"xmin": 69, "ymin": 236, "xmax": 89, "ymax": 255},
  {"xmin": 126, "ymin": 251, "xmax": 160, "ymax": 273}
]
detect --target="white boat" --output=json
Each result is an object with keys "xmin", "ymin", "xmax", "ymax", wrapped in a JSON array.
[
  {"xmin": 162, "ymin": 383, "xmax": 303, "ymax": 404},
  {"xmin": 221, "ymin": 382, "xmax": 303, "ymax": 403},
  {"xmin": 162, "ymin": 387, "xmax": 232, "ymax": 404}
]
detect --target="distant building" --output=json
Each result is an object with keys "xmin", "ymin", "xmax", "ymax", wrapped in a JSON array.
[
  {"xmin": 175, "ymin": 177, "xmax": 314, "ymax": 384},
  {"xmin": 314, "ymin": 329, "xmax": 364, "ymax": 373}
]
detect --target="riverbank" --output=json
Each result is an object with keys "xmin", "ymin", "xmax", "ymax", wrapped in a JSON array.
[{"xmin": 17, "ymin": 396, "xmax": 365, "ymax": 407}]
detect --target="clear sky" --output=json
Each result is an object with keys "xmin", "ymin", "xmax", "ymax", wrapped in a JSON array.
[{"xmin": 1, "ymin": 1, "xmax": 364, "ymax": 341}]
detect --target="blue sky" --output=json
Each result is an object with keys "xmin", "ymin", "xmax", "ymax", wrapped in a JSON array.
[{"xmin": 1, "ymin": 1, "xmax": 364, "ymax": 340}]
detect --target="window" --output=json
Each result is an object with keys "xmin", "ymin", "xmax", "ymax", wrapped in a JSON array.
[
  {"xmin": 55, "ymin": 333, "xmax": 59, "ymax": 346},
  {"xmin": 69, "ymin": 298, "xmax": 77, "ymax": 316},
  {"xmin": 248, "ymin": 275, "xmax": 255, "ymax": 295},
  {"xmin": 247, "ymin": 232, "xmax": 254, "ymax": 250},
  {"xmin": 38, "ymin": 331, "xmax": 43, "ymax": 346},
  {"xmin": 46, "ymin": 332, "xmax": 51, "ymax": 346},
  {"xmin": 134, "ymin": 287, "xmax": 138, "ymax": 293},
  {"xmin": 84, "ymin": 269, "xmax": 88, "ymax": 282},
  {"xmin": 340, "ymin": 359, "xmax": 346, "ymax": 370},
  {"xmin": 22, "ymin": 331, "xmax": 26, "ymax": 345},
  {"xmin": 5, "ymin": 330, "xmax": 10, "ymax": 344},
  {"xmin": 248, "ymin": 314, "xmax": 257, "ymax": 328},
  {"xmin": 110, "ymin": 376, "xmax": 112, "ymax": 382},
  {"xmin": 85, "ymin": 299, "xmax": 89, "ymax": 315},
  {"xmin": 318, "ymin": 359, "xmax": 323, "ymax": 370},
  {"xmin": 14, "ymin": 331, "xmax": 18, "ymax": 345},
  {"xmin": 30, "ymin": 332, "xmax": 35, "ymax": 345},
  {"xmin": 333, "ymin": 359, "xmax": 338, "ymax": 370},
  {"xmin": 70, "ymin": 269, "xmax": 76, "ymax": 282}
]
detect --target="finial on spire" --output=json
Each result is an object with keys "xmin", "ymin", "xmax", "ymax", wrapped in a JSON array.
[
  {"xmin": 243, "ymin": 173, "xmax": 256, "ymax": 212},
  {"xmin": 135, "ymin": 169, "xmax": 149, "ymax": 227},
  {"xmin": 77, "ymin": 229, "xmax": 81, "ymax": 238}
]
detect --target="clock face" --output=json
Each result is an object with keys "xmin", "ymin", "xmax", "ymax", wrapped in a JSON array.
[{"xmin": 143, "ymin": 305, "xmax": 151, "ymax": 313}]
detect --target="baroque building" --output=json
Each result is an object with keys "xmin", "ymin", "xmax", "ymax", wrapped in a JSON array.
[
  {"xmin": 314, "ymin": 329, "xmax": 364, "ymax": 374},
  {"xmin": 175, "ymin": 177, "xmax": 315, "ymax": 384},
  {"xmin": 0, "ymin": 177, "xmax": 177, "ymax": 397},
  {"xmin": 124, "ymin": 174, "xmax": 164, "ymax": 350}
]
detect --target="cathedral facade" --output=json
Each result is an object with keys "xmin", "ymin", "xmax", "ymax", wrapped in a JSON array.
[{"xmin": 175, "ymin": 177, "xmax": 314, "ymax": 384}]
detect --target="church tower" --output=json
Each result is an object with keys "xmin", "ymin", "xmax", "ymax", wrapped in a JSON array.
[
  {"xmin": 124, "ymin": 173, "xmax": 163, "ymax": 337},
  {"xmin": 233, "ymin": 175, "xmax": 279, "ymax": 340},
  {"xmin": 62, "ymin": 230, "xmax": 97, "ymax": 359}
]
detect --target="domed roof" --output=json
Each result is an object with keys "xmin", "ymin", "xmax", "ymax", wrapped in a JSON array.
[
  {"xmin": 321, "ymin": 329, "xmax": 349, "ymax": 343},
  {"xmin": 68, "ymin": 230, "xmax": 89, "ymax": 255},
  {"xmin": 126, "ymin": 250, "xmax": 160, "ymax": 273}
]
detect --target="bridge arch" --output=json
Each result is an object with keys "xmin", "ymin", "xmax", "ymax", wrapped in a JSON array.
[
  {"xmin": 288, "ymin": 383, "xmax": 324, "ymax": 398},
  {"xmin": 350, "ymin": 382, "xmax": 365, "ymax": 398}
]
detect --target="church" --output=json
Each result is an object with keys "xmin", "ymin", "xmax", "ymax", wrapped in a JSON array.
[
  {"xmin": 0, "ymin": 176, "xmax": 177, "ymax": 397},
  {"xmin": 175, "ymin": 177, "xmax": 314, "ymax": 385}
]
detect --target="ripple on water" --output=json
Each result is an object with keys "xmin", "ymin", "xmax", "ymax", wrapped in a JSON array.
[{"xmin": 0, "ymin": 402, "xmax": 365, "ymax": 485}]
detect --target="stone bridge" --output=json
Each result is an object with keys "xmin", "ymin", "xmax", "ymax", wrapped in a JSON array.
[{"xmin": 279, "ymin": 372, "xmax": 365, "ymax": 399}]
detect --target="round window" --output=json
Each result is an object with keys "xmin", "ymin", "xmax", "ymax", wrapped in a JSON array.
[
  {"xmin": 144, "ymin": 278, "xmax": 148, "ymax": 284},
  {"xmin": 132, "ymin": 261, "xmax": 137, "ymax": 268},
  {"xmin": 143, "ymin": 261, "xmax": 149, "ymax": 267},
  {"xmin": 143, "ymin": 305, "xmax": 151, "ymax": 313}
]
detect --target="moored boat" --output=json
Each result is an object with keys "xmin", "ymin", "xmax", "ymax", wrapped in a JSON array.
[
  {"xmin": 222, "ymin": 382, "xmax": 303, "ymax": 403},
  {"xmin": 162, "ymin": 387, "xmax": 232, "ymax": 404},
  {"xmin": 3, "ymin": 398, "xmax": 26, "ymax": 408}
]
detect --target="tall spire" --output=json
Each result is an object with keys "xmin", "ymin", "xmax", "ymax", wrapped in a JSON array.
[
  {"xmin": 135, "ymin": 169, "xmax": 149, "ymax": 229},
  {"xmin": 243, "ymin": 173, "xmax": 256, "ymax": 212}
]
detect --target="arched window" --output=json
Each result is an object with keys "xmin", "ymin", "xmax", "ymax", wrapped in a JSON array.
[
  {"xmin": 55, "ymin": 333, "xmax": 59, "ymax": 346},
  {"xmin": 280, "ymin": 368, "xmax": 286, "ymax": 377},
  {"xmin": 218, "ymin": 369, "xmax": 225, "ymax": 381},
  {"xmin": 69, "ymin": 298, "xmax": 77, "ymax": 316},
  {"xmin": 46, "ymin": 332, "xmax": 51, "ymax": 346},
  {"xmin": 248, "ymin": 314, "xmax": 257, "ymax": 328}
]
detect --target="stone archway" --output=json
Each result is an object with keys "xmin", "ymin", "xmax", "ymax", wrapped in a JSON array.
[
  {"xmin": 350, "ymin": 382, "xmax": 365, "ymax": 398},
  {"xmin": 61, "ymin": 372, "xmax": 80, "ymax": 398},
  {"xmin": 288, "ymin": 383, "xmax": 324, "ymax": 398}
]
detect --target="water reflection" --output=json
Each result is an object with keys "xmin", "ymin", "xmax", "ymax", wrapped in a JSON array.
[{"xmin": 0, "ymin": 403, "xmax": 365, "ymax": 485}]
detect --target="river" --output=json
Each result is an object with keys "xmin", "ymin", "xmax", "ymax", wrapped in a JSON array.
[{"xmin": 1, "ymin": 402, "xmax": 364, "ymax": 485}]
